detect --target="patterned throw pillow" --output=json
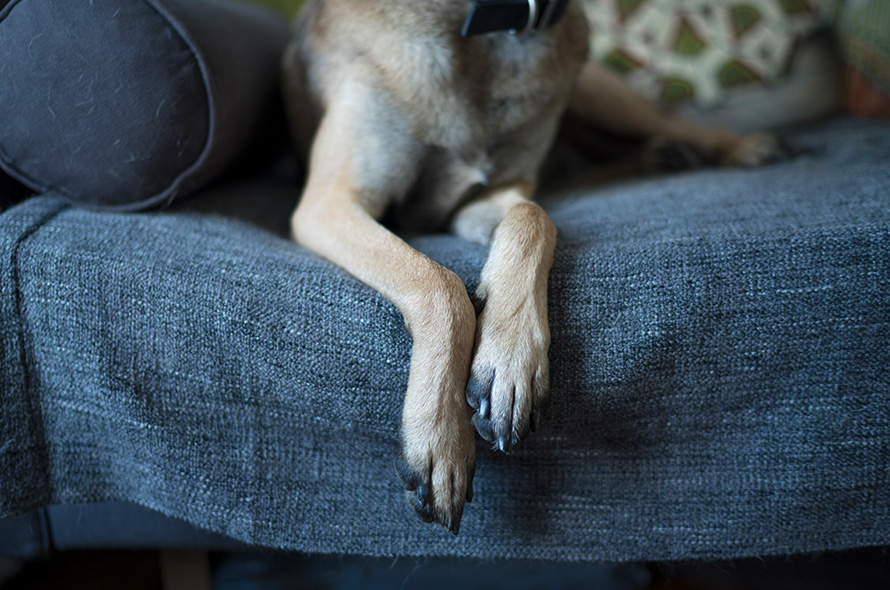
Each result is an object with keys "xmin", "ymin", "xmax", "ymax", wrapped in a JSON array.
[{"xmin": 583, "ymin": 0, "xmax": 842, "ymax": 109}]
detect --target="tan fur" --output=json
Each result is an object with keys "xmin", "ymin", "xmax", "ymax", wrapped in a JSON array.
[{"xmin": 281, "ymin": 0, "xmax": 781, "ymax": 533}]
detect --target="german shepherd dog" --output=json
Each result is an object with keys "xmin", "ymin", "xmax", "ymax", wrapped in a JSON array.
[{"xmin": 281, "ymin": 0, "xmax": 780, "ymax": 534}]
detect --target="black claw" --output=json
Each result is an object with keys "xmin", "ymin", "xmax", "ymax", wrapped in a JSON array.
[
  {"xmin": 479, "ymin": 397, "xmax": 490, "ymax": 419},
  {"xmin": 447, "ymin": 512, "xmax": 462, "ymax": 535},
  {"xmin": 407, "ymin": 484, "xmax": 435, "ymax": 523},
  {"xmin": 396, "ymin": 451, "xmax": 475, "ymax": 535},
  {"xmin": 396, "ymin": 456, "xmax": 437, "ymax": 522},
  {"xmin": 466, "ymin": 371, "xmax": 493, "ymax": 413},
  {"xmin": 416, "ymin": 480, "xmax": 430, "ymax": 508},
  {"xmin": 530, "ymin": 409, "xmax": 540, "ymax": 433},
  {"xmin": 414, "ymin": 501, "xmax": 435, "ymax": 524},
  {"xmin": 410, "ymin": 492, "xmax": 466, "ymax": 534}
]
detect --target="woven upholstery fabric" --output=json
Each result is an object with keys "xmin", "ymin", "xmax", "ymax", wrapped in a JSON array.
[
  {"xmin": 0, "ymin": 0, "xmax": 288, "ymax": 210},
  {"xmin": 1, "ymin": 120, "xmax": 889, "ymax": 561}
]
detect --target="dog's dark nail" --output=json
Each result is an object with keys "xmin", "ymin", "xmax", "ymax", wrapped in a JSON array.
[
  {"xmin": 447, "ymin": 512, "xmax": 462, "ymax": 535},
  {"xmin": 479, "ymin": 397, "xmax": 490, "ymax": 419},
  {"xmin": 417, "ymin": 505, "xmax": 435, "ymax": 524},
  {"xmin": 466, "ymin": 479, "xmax": 473, "ymax": 503},
  {"xmin": 410, "ymin": 490, "xmax": 435, "ymax": 523},
  {"xmin": 466, "ymin": 371, "xmax": 492, "ymax": 412},
  {"xmin": 439, "ymin": 514, "xmax": 458, "ymax": 536},
  {"xmin": 530, "ymin": 410, "xmax": 540, "ymax": 433},
  {"xmin": 416, "ymin": 480, "xmax": 430, "ymax": 508}
]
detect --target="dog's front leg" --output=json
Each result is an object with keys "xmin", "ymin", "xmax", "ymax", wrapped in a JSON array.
[
  {"xmin": 291, "ymin": 97, "xmax": 476, "ymax": 533},
  {"xmin": 451, "ymin": 183, "xmax": 556, "ymax": 452}
]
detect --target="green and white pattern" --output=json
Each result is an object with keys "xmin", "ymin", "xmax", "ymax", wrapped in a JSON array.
[{"xmin": 582, "ymin": 0, "xmax": 841, "ymax": 108}]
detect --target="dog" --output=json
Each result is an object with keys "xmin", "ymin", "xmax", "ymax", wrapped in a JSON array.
[{"xmin": 281, "ymin": 0, "xmax": 781, "ymax": 534}]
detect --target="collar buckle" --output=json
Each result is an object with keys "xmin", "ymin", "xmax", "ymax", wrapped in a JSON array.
[
  {"xmin": 462, "ymin": 0, "xmax": 569, "ymax": 38},
  {"xmin": 517, "ymin": 0, "xmax": 537, "ymax": 34},
  {"xmin": 534, "ymin": 0, "xmax": 561, "ymax": 31}
]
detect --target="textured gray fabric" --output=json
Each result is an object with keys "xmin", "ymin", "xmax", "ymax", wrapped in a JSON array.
[
  {"xmin": 1, "ymin": 120, "xmax": 889, "ymax": 561},
  {"xmin": 0, "ymin": 0, "xmax": 288, "ymax": 210}
]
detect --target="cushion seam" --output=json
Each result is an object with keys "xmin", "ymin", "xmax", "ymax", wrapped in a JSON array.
[
  {"xmin": 0, "ymin": 153, "xmax": 55, "ymax": 198},
  {"xmin": 141, "ymin": 0, "xmax": 217, "ymax": 211},
  {"xmin": 0, "ymin": 0, "xmax": 22, "ymax": 20},
  {"xmin": 11, "ymin": 201, "xmax": 70, "ymax": 508}
]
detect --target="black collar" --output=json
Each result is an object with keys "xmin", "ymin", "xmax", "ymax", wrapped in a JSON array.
[{"xmin": 462, "ymin": 0, "xmax": 570, "ymax": 37}]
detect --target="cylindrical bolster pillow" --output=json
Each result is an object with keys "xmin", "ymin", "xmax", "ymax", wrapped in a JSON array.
[{"xmin": 0, "ymin": 0, "xmax": 290, "ymax": 210}]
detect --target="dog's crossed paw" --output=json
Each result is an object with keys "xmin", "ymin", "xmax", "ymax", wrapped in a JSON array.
[
  {"xmin": 644, "ymin": 131, "xmax": 788, "ymax": 173},
  {"xmin": 467, "ymin": 364, "xmax": 548, "ymax": 453},
  {"xmin": 465, "ymin": 299, "xmax": 550, "ymax": 454},
  {"xmin": 722, "ymin": 131, "xmax": 788, "ymax": 168},
  {"xmin": 395, "ymin": 417, "xmax": 475, "ymax": 535},
  {"xmin": 643, "ymin": 138, "xmax": 716, "ymax": 173}
]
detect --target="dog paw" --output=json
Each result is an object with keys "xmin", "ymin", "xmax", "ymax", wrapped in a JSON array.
[
  {"xmin": 465, "ymin": 298, "xmax": 550, "ymax": 453},
  {"xmin": 395, "ymin": 411, "xmax": 475, "ymax": 534},
  {"xmin": 721, "ymin": 131, "xmax": 787, "ymax": 167},
  {"xmin": 643, "ymin": 138, "xmax": 716, "ymax": 173}
]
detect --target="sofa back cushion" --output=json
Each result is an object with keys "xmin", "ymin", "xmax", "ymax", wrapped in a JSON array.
[{"xmin": 0, "ymin": 0, "xmax": 289, "ymax": 210}]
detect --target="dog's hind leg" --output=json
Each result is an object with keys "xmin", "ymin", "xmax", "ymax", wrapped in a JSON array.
[
  {"xmin": 290, "ymin": 82, "xmax": 476, "ymax": 534},
  {"xmin": 569, "ymin": 62, "xmax": 784, "ymax": 168},
  {"xmin": 451, "ymin": 182, "xmax": 556, "ymax": 453}
]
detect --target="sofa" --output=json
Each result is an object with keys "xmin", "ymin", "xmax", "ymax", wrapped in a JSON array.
[{"xmin": 2, "ymin": 0, "xmax": 890, "ymax": 567}]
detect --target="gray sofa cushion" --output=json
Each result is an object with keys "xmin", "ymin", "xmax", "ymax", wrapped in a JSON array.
[
  {"xmin": 0, "ymin": 0, "xmax": 288, "ymax": 210},
  {"xmin": 1, "ymin": 120, "xmax": 889, "ymax": 561}
]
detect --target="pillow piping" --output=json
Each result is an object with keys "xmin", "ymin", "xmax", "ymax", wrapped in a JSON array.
[{"xmin": 0, "ymin": 0, "xmax": 216, "ymax": 211}]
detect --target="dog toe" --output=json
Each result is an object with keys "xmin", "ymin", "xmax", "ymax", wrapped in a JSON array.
[
  {"xmin": 466, "ymin": 370, "xmax": 493, "ymax": 417},
  {"xmin": 397, "ymin": 420, "xmax": 475, "ymax": 534},
  {"xmin": 396, "ymin": 456, "xmax": 434, "ymax": 519},
  {"xmin": 409, "ymin": 490, "xmax": 435, "ymax": 523},
  {"xmin": 643, "ymin": 139, "xmax": 715, "ymax": 173},
  {"xmin": 723, "ymin": 131, "xmax": 789, "ymax": 167},
  {"xmin": 467, "ymin": 361, "xmax": 547, "ymax": 453},
  {"xmin": 471, "ymin": 411, "xmax": 496, "ymax": 442}
]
